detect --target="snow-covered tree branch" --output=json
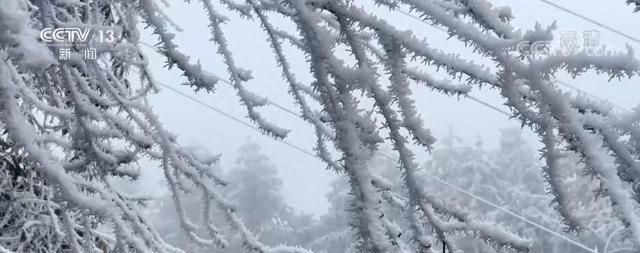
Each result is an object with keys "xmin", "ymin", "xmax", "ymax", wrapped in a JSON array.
[
  {"xmin": 628, "ymin": 0, "xmax": 640, "ymax": 12},
  {"xmin": 2, "ymin": 0, "xmax": 640, "ymax": 252},
  {"xmin": 0, "ymin": 1, "xmax": 311, "ymax": 252}
]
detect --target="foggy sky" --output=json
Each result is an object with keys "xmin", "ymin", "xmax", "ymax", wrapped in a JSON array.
[{"xmin": 137, "ymin": 0, "xmax": 640, "ymax": 216}]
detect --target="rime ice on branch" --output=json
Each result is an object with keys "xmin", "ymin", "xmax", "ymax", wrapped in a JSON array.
[
  {"xmin": 231, "ymin": 0, "xmax": 640, "ymax": 251},
  {"xmin": 3, "ymin": 0, "xmax": 640, "ymax": 252},
  {"xmin": 0, "ymin": 1, "xmax": 308, "ymax": 253}
]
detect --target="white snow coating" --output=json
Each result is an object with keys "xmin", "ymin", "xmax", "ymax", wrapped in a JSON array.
[
  {"xmin": 2, "ymin": 0, "xmax": 640, "ymax": 252},
  {"xmin": 0, "ymin": 1, "xmax": 55, "ymax": 71}
]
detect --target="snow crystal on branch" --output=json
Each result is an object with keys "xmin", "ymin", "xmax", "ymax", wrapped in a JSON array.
[
  {"xmin": 0, "ymin": 1, "xmax": 308, "ymax": 252},
  {"xmin": 0, "ymin": 1, "xmax": 55, "ymax": 71},
  {"xmin": 5, "ymin": 0, "xmax": 640, "ymax": 252}
]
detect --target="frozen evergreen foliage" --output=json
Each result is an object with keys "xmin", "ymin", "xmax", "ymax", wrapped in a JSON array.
[
  {"xmin": 2, "ymin": 0, "xmax": 640, "ymax": 252},
  {"xmin": 151, "ymin": 142, "xmax": 316, "ymax": 253},
  {"xmin": 1, "ymin": 131, "xmax": 91, "ymax": 253},
  {"xmin": 309, "ymin": 130, "xmax": 634, "ymax": 252},
  {"xmin": 0, "ymin": 1, "xmax": 309, "ymax": 253},
  {"xmin": 424, "ymin": 129, "xmax": 630, "ymax": 252}
]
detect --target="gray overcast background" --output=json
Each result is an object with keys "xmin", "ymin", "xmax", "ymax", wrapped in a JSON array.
[{"xmin": 135, "ymin": 0, "xmax": 640, "ymax": 217}]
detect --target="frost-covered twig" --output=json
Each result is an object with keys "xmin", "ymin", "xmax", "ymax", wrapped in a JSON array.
[{"xmin": 0, "ymin": 1, "xmax": 313, "ymax": 252}]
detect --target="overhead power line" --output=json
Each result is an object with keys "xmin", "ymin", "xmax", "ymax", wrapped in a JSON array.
[
  {"xmin": 142, "ymin": 73, "xmax": 596, "ymax": 253},
  {"xmin": 555, "ymin": 79, "xmax": 629, "ymax": 112},
  {"xmin": 536, "ymin": 0, "xmax": 640, "ymax": 45},
  {"xmin": 138, "ymin": 42, "xmax": 517, "ymax": 122},
  {"xmin": 418, "ymin": 167, "xmax": 597, "ymax": 253},
  {"xmin": 395, "ymin": 3, "xmax": 631, "ymax": 112},
  {"xmin": 136, "ymin": 5, "xmax": 621, "ymax": 249},
  {"xmin": 154, "ymin": 81, "xmax": 320, "ymax": 160},
  {"xmin": 151, "ymin": 76, "xmax": 596, "ymax": 252},
  {"xmin": 139, "ymin": 41, "xmax": 305, "ymax": 120}
]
